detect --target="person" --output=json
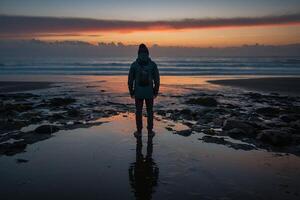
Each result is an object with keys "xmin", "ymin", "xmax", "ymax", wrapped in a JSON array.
[{"xmin": 128, "ymin": 43, "xmax": 160, "ymax": 137}]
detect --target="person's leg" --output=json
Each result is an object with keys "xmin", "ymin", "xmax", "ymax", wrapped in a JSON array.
[
  {"xmin": 135, "ymin": 98, "xmax": 144, "ymax": 132},
  {"xmin": 145, "ymin": 98, "xmax": 154, "ymax": 132}
]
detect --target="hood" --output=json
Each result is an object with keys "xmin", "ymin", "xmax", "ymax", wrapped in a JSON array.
[{"xmin": 137, "ymin": 52, "xmax": 150, "ymax": 66}]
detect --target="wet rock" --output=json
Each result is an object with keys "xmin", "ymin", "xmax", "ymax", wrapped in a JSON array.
[
  {"xmin": 156, "ymin": 110, "xmax": 166, "ymax": 116},
  {"xmin": 49, "ymin": 97, "xmax": 76, "ymax": 107},
  {"xmin": 227, "ymin": 128, "xmax": 247, "ymax": 139},
  {"xmin": 203, "ymin": 128, "xmax": 216, "ymax": 135},
  {"xmin": 165, "ymin": 126, "xmax": 174, "ymax": 131},
  {"xmin": 0, "ymin": 103, "xmax": 33, "ymax": 115},
  {"xmin": 67, "ymin": 109, "xmax": 81, "ymax": 117},
  {"xmin": 280, "ymin": 114, "xmax": 299, "ymax": 123},
  {"xmin": 199, "ymin": 136, "xmax": 256, "ymax": 150},
  {"xmin": 290, "ymin": 107, "xmax": 300, "ymax": 115},
  {"xmin": 34, "ymin": 125, "xmax": 60, "ymax": 134},
  {"xmin": 16, "ymin": 158, "xmax": 29, "ymax": 163},
  {"xmin": 291, "ymin": 135, "xmax": 300, "ymax": 145},
  {"xmin": 191, "ymin": 125, "xmax": 203, "ymax": 132},
  {"xmin": 196, "ymin": 111, "xmax": 218, "ymax": 124},
  {"xmin": 290, "ymin": 120, "xmax": 300, "ymax": 130},
  {"xmin": 223, "ymin": 119, "xmax": 256, "ymax": 136},
  {"xmin": 212, "ymin": 118, "xmax": 224, "ymax": 127},
  {"xmin": 223, "ymin": 103, "xmax": 238, "ymax": 109},
  {"xmin": 180, "ymin": 108, "xmax": 192, "ymax": 115},
  {"xmin": 0, "ymin": 120, "xmax": 27, "ymax": 133},
  {"xmin": 0, "ymin": 141, "xmax": 27, "ymax": 156},
  {"xmin": 256, "ymin": 107, "xmax": 281, "ymax": 117},
  {"xmin": 51, "ymin": 113, "xmax": 65, "ymax": 120},
  {"xmin": 186, "ymin": 97, "xmax": 218, "ymax": 107},
  {"xmin": 245, "ymin": 92, "xmax": 263, "ymax": 99},
  {"xmin": 174, "ymin": 129, "xmax": 193, "ymax": 137},
  {"xmin": 200, "ymin": 135, "xmax": 226, "ymax": 144},
  {"xmin": 230, "ymin": 143, "xmax": 257, "ymax": 151},
  {"xmin": 257, "ymin": 129, "xmax": 292, "ymax": 146},
  {"xmin": 179, "ymin": 108, "xmax": 196, "ymax": 120}
]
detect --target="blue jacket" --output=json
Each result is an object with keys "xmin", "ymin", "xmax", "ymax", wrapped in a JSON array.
[{"xmin": 128, "ymin": 54, "xmax": 160, "ymax": 99}]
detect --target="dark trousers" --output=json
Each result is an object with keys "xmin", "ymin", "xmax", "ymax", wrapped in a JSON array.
[{"xmin": 135, "ymin": 98, "xmax": 154, "ymax": 131}]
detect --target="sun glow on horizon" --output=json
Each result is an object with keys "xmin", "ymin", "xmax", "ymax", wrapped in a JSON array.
[{"xmin": 30, "ymin": 24, "xmax": 300, "ymax": 47}]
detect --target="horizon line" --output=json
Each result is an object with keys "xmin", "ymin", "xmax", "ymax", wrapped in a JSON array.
[{"xmin": 1, "ymin": 38, "xmax": 300, "ymax": 49}]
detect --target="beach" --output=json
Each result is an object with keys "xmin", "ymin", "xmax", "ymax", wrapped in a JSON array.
[
  {"xmin": 0, "ymin": 81, "xmax": 53, "ymax": 93},
  {"xmin": 1, "ymin": 75, "xmax": 300, "ymax": 199},
  {"xmin": 209, "ymin": 77, "xmax": 300, "ymax": 96}
]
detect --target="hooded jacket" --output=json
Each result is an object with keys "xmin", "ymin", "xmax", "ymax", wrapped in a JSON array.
[{"xmin": 128, "ymin": 52, "xmax": 160, "ymax": 99}]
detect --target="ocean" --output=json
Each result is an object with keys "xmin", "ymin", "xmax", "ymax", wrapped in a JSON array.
[{"xmin": 1, "ymin": 56, "xmax": 300, "ymax": 76}]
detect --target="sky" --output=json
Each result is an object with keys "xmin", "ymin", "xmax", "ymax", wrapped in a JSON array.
[{"xmin": 1, "ymin": 0, "xmax": 300, "ymax": 47}]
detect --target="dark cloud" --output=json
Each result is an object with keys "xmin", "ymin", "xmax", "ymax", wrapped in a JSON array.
[{"xmin": 1, "ymin": 14, "xmax": 300, "ymax": 37}]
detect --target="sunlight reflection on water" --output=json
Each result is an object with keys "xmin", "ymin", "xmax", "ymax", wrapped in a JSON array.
[{"xmin": 1, "ymin": 113, "xmax": 300, "ymax": 200}]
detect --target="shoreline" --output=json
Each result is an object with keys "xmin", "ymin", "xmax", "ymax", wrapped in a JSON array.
[
  {"xmin": 1, "ymin": 75, "xmax": 300, "ymax": 95},
  {"xmin": 0, "ymin": 81, "xmax": 54, "ymax": 93},
  {"xmin": 208, "ymin": 77, "xmax": 300, "ymax": 96}
]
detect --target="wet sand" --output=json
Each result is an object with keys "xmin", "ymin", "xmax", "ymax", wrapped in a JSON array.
[
  {"xmin": 0, "ymin": 81, "xmax": 53, "ymax": 93},
  {"xmin": 209, "ymin": 77, "xmax": 300, "ymax": 95}
]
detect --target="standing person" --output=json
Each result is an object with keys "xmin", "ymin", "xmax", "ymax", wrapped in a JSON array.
[{"xmin": 128, "ymin": 44, "xmax": 160, "ymax": 137}]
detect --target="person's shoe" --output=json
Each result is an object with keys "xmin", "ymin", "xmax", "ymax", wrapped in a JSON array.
[
  {"xmin": 148, "ymin": 130, "xmax": 155, "ymax": 138},
  {"xmin": 134, "ymin": 130, "xmax": 142, "ymax": 138}
]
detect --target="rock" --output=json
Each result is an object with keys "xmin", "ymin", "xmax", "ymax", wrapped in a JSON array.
[
  {"xmin": 279, "ymin": 114, "xmax": 298, "ymax": 123},
  {"xmin": 49, "ymin": 97, "xmax": 76, "ymax": 107},
  {"xmin": 212, "ymin": 118, "xmax": 224, "ymax": 127},
  {"xmin": 156, "ymin": 110, "xmax": 166, "ymax": 116},
  {"xmin": 0, "ymin": 141, "xmax": 27, "ymax": 156},
  {"xmin": 0, "ymin": 103, "xmax": 33, "ymax": 114},
  {"xmin": 16, "ymin": 158, "xmax": 29, "ymax": 163},
  {"xmin": 191, "ymin": 125, "xmax": 203, "ymax": 132},
  {"xmin": 256, "ymin": 129, "xmax": 292, "ymax": 146},
  {"xmin": 34, "ymin": 125, "xmax": 60, "ymax": 134},
  {"xmin": 179, "ymin": 108, "xmax": 194, "ymax": 120},
  {"xmin": 51, "ymin": 113, "xmax": 65, "ymax": 120},
  {"xmin": 223, "ymin": 119, "xmax": 256, "ymax": 136},
  {"xmin": 196, "ymin": 112, "xmax": 218, "ymax": 124},
  {"xmin": 200, "ymin": 136, "xmax": 226, "ymax": 144},
  {"xmin": 256, "ymin": 107, "xmax": 281, "ymax": 117},
  {"xmin": 186, "ymin": 97, "xmax": 218, "ymax": 107},
  {"xmin": 203, "ymin": 128, "xmax": 216, "ymax": 135},
  {"xmin": 180, "ymin": 108, "xmax": 192, "ymax": 115},
  {"xmin": 290, "ymin": 107, "xmax": 300, "ymax": 115},
  {"xmin": 229, "ymin": 143, "xmax": 256, "ymax": 151},
  {"xmin": 199, "ymin": 136, "xmax": 256, "ymax": 150},
  {"xmin": 291, "ymin": 135, "xmax": 300, "ymax": 145},
  {"xmin": 227, "ymin": 128, "xmax": 247, "ymax": 139},
  {"xmin": 290, "ymin": 120, "xmax": 300, "ymax": 130},
  {"xmin": 165, "ymin": 126, "xmax": 173, "ymax": 131},
  {"xmin": 67, "ymin": 109, "xmax": 81, "ymax": 117},
  {"xmin": 174, "ymin": 129, "xmax": 193, "ymax": 137},
  {"xmin": 0, "ymin": 120, "xmax": 27, "ymax": 133},
  {"xmin": 245, "ymin": 92, "xmax": 263, "ymax": 99}
]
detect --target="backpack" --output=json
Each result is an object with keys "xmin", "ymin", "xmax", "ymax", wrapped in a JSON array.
[{"xmin": 138, "ymin": 64, "xmax": 150, "ymax": 87}]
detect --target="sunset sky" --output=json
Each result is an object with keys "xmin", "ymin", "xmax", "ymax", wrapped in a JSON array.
[{"xmin": 1, "ymin": 0, "xmax": 300, "ymax": 47}]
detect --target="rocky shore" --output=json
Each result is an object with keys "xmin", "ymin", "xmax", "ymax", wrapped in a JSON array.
[
  {"xmin": 157, "ymin": 90, "xmax": 300, "ymax": 155},
  {"xmin": 1, "ymin": 77, "xmax": 300, "ymax": 157}
]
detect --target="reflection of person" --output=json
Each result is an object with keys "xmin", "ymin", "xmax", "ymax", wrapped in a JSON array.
[
  {"xmin": 128, "ymin": 44, "xmax": 160, "ymax": 137},
  {"xmin": 129, "ymin": 135, "xmax": 159, "ymax": 200}
]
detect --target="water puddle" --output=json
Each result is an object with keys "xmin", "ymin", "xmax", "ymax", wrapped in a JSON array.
[{"xmin": 0, "ymin": 113, "xmax": 300, "ymax": 199}]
